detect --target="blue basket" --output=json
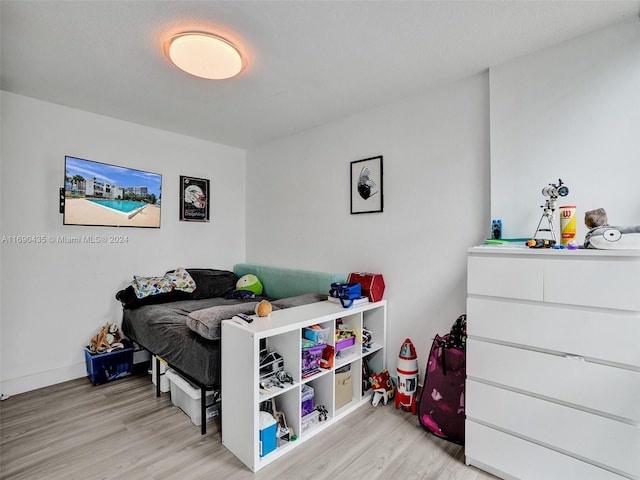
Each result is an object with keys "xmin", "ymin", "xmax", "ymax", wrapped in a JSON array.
[{"xmin": 84, "ymin": 346, "xmax": 134, "ymax": 385}]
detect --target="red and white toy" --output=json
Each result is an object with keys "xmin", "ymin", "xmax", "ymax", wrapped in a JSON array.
[
  {"xmin": 370, "ymin": 369, "xmax": 395, "ymax": 407},
  {"xmin": 396, "ymin": 338, "xmax": 419, "ymax": 414}
]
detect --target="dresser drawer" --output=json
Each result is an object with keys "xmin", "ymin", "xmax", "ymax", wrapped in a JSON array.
[
  {"xmin": 467, "ymin": 339, "xmax": 640, "ymax": 422},
  {"xmin": 466, "ymin": 421, "xmax": 628, "ymax": 480},
  {"xmin": 468, "ymin": 255, "xmax": 543, "ymax": 301},
  {"xmin": 466, "ymin": 380, "xmax": 640, "ymax": 478},
  {"xmin": 544, "ymin": 257, "xmax": 640, "ymax": 311},
  {"xmin": 467, "ymin": 297, "xmax": 640, "ymax": 367}
]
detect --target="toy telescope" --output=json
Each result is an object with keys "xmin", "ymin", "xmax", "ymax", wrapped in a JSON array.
[{"xmin": 532, "ymin": 178, "xmax": 569, "ymax": 243}]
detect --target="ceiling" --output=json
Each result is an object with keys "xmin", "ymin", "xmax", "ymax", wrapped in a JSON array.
[{"xmin": 1, "ymin": 1, "xmax": 639, "ymax": 149}]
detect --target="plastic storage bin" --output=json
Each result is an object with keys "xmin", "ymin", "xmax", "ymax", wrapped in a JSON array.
[
  {"xmin": 301, "ymin": 410, "xmax": 320, "ymax": 433},
  {"xmin": 302, "ymin": 344, "xmax": 325, "ymax": 377},
  {"xmin": 335, "ymin": 335, "xmax": 356, "ymax": 352},
  {"xmin": 303, "ymin": 326, "xmax": 329, "ymax": 344},
  {"xmin": 84, "ymin": 346, "xmax": 133, "ymax": 385},
  {"xmin": 259, "ymin": 411, "xmax": 277, "ymax": 457},
  {"xmin": 165, "ymin": 369, "xmax": 220, "ymax": 426},
  {"xmin": 301, "ymin": 384, "xmax": 315, "ymax": 416}
]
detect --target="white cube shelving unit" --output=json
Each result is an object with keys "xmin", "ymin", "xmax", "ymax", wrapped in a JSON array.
[{"xmin": 221, "ymin": 299, "xmax": 386, "ymax": 472}]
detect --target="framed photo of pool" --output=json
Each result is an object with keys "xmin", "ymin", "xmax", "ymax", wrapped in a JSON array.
[
  {"xmin": 179, "ymin": 176, "xmax": 210, "ymax": 222},
  {"xmin": 63, "ymin": 155, "xmax": 162, "ymax": 228}
]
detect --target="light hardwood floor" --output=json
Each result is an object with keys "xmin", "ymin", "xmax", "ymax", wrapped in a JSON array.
[{"xmin": 1, "ymin": 372, "xmax": 497, "ymax": 480}]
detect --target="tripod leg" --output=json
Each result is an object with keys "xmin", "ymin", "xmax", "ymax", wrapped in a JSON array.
[
  {"xmin": 533, "ymin": 215, "xmax": 546, "ymax": 239},
  {"xmin": 533, "ymin": 214, "xmax": 557, "ymax": 242}
]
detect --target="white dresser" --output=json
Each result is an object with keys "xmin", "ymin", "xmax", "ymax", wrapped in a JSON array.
[{"xmin": 465, "ymin": 247, "xmax": 640, "ymax": 480}]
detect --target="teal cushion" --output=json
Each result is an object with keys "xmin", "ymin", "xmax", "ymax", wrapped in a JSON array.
[{"xmin": 233, "ymin": 264, "xmax": 346, "ymax": 300}]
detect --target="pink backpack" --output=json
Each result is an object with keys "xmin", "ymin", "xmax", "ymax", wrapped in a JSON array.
[{"xmin": 418, "ymin": 315, "xmax": 466, "ymax": 444}]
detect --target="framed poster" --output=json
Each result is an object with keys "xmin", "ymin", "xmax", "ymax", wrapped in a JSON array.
[
  {"xmin": 350, "ymin": 155, "xmax": 383, "ymax": 214},
  {"xmin": 180, "ymin": 176, "xmax": 210, "ymax": 222}
]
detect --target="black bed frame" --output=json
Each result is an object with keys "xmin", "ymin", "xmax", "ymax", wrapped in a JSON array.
[{"xmin": 142, "ymin": 346, "xmax": 219, "ymax": 435}]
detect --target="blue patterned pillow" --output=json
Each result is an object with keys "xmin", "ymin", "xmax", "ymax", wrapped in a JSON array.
[
  {"xmin": 133, "ymin": 275, "xmax": 173, "ymax": 299},
  {"xmin": 165, "ymin": 267, "xmax": 197, "ymax": 293}
]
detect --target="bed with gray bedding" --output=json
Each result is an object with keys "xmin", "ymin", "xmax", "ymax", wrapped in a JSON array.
[
  {"xmin": 118, "ymin": 263, "xmax": 346, "ymax": 433},
  {"xmin": 122, "ymin": 296, "xmax": 262, "ymax": 386}
]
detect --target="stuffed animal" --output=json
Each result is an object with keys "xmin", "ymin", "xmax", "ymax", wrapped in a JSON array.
[
  {"xmin": 370, "ymin": 369, "xmax": 395, "ymax": 406},
  {"xmin": 89, "ymin": 322, "xmax": 124, "ymax": 354},
  {"xmin": 583, "ymin": 208, "xmax": 640, "ymax": 249},
  {"xmin": 236, "ymin": 274, "xmax": 263, "ymax": 295},
  {"xmin": 585, "ymin": 208, "xmax": 608, "ymax": 228},
  {"xmin": 584, "ymin": 225, "xmax": 640, "ymax": 250}
]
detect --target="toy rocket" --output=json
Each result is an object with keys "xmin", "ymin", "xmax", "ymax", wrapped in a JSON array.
[{"xmin": 396, "ymin": 338, "xmax": 419, "ymax": 414}]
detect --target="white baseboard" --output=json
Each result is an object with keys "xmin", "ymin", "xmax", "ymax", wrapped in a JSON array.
[
  {"xmin": 1, "ymin": 350, "xmax": 151, "ymax": 399},
  {"xmin": 0, "ymin": 362, "xmax": 87, "ymax": 398}
]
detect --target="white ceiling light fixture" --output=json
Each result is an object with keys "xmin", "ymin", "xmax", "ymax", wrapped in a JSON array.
[{"xmin": 165, "ymin": 32, "xmax": 246, "ymax": 80}]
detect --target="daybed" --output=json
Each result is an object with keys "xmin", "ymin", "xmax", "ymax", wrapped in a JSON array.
[{"xmin": 118, "ymin": 263, "xmax": 346, "ymax": 434}]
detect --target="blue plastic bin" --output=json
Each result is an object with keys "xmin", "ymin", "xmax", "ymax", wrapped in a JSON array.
[
  {"xmin": 259, "ymin": 411, "xmax": 277, "ymax": 457},
  {"xmin": 303, "ymin": 326, "xmax": 329, "ymax": 344},
  {"xmin": 84, "ymin": 346, "xmax": 134, "ymax": 385}
]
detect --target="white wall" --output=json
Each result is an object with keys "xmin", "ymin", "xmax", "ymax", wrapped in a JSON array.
[
  {"xmin": 491, "ymin": 20, "xmax": 640, "ymax": 241},
  {"xmin": 4, "ymin": 20, "xmax": 635, "ymax": 398},
  {"xmin": 0, "ymin": 92, "xmax": 246, "ymax": 396},
  {"xmin": 246, "ymin": 73, "xmax": 490, "ymax": 375}
]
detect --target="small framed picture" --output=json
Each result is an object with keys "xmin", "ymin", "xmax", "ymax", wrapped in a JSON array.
[
  {"xmin": 351, "ymin": 156, "xmax": 383, "ymax": 214},
  {"xmin": 180, "ymin": 176, "xmax": 210, "ymax": 222}
]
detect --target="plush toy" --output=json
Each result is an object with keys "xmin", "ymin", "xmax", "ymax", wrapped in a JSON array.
[
  {"xmin": 583, "ymin": 207, "xmax": 640, "ymax": 250},
  {"xmin": 584, "ymin": 225, "xmax": 640, "ymax": 250},
  {"xmin": 585, "ymin": 208, "xmax": 608, "ymax": 229},
  {"xmin": 370, "ymin": 369, "xmax": 395, "ymax": 407},
  {"xmin": 89, "ymin": 322, "xmax": 124, "ymax": 354},
  {"xmin": 255, "ymin": 299, "xmax": 273, "ymax": 317},
  {"xmin": 236, "ymin": 274, "xmax": 263, "ymax": 295}
]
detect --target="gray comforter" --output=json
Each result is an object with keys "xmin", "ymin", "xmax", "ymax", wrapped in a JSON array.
[
  {"xmin": 121, "ymin": 293, "xmax": 325, "ymax": 387},
  {"xmin": 122, "ymin": 297, "xmax": 262, "ymax": 386}
]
